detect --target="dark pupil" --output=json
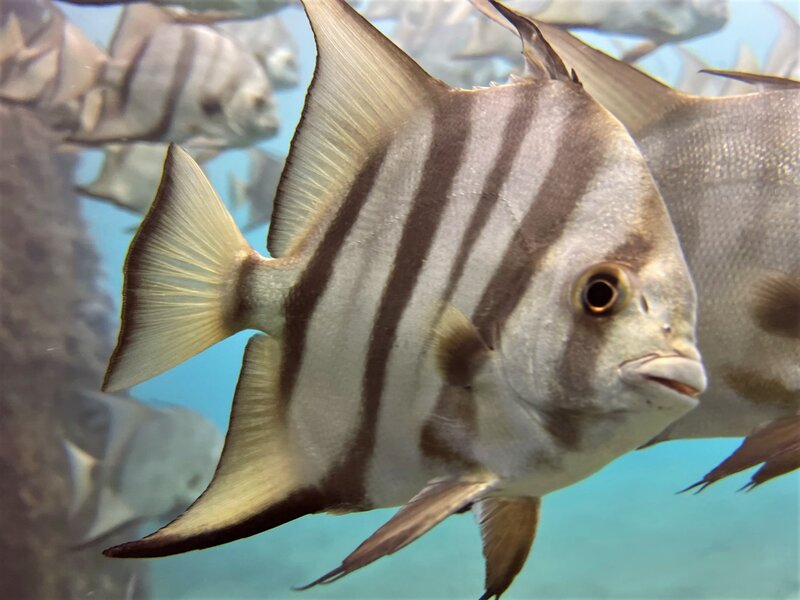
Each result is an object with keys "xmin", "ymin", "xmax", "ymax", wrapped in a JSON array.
[
  {"xmin": 201, "ymin": 96, "xmax": 223, "ymax": 116},
  {"xmin": 584, "ymin": 275, "xmax": 618, "ymax": 313}
]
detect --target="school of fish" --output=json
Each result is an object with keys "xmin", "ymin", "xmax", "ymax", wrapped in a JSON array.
[{"xmin": 1, "ymin": 0, "xmax": 797, "ymax": 598}]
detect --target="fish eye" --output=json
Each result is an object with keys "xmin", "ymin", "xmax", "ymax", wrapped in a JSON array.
[
  {"xmin": 251, "ymin": 94, "xmax": 267, "ymax": 110},
  {"xmin": 200, "ymin": 96, "xmax": 223, "ymax": 116},
  {"xmin": 187, "ymin": 474, "xmax": 202, "ymax": 489},
  {"xmin": 573, "ymin": 262, "xmax": 633, "ymax": 316}
]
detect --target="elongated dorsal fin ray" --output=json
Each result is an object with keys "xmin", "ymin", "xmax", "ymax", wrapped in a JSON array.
[
  {"xmin": 102, "ymin": 145, "xmax": 257, "ymax": 392},
  {"xmin": 531, "ymin": 21, "xmax": 689, "ymax": 135},
  {"xmin": 474, "ymin": 496, "xmax": 541, "ymax": 600},
  {"xmin": 433, "ymin": 303, "xmax": 492, "ymax": 387},
  {"xmin": 300, "ymin": 477, "xmax": 498, "ymax": 589},
  {"xmin": 105, "ymin": 335, "xmax": 306, "ymax": 558},
  {"xmin": 488, "ymin": 0, "xmax": 572, "ymax": 82},
  {"xmin": 699, "ymin": 69, "xmax": 800, "ymax": 91},
  {"xmin": 266, "ymin": 0, "xmax": 446, "ymax": 258}
]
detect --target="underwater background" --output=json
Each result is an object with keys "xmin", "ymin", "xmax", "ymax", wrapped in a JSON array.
[{"xmin": 2, "ymin": 0, "xmax": 797, "ymax": 598}]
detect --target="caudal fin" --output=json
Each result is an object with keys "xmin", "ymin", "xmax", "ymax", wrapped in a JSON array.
[{"xmin": 103, "ymin": 144, "xmax": 257, "ymax": 392}]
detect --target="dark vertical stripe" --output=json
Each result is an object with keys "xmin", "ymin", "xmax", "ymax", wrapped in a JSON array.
[
  {"xmin": 440, "ymin": 85, "xmax": 538, "ymax": 307},
  {"xmin": 327, "ymin": 97, "xmax": 473, "ymax": 502},
  {"xmin": 118, "ymin": 36, "xmax": 153, "ymax": 113},
  {"xmin": 471, "ymin": 104, "xmax": 603, "ymax": 344},
  {"xmin": 280, "ymin": 151, "xmax": 387, "ymax": 409},
  {"xmin": 544, "ymin": 230, "xmax": 655, "ymax": 450},
  {"xmin": 146, "ymin": 29, "xmax": 196, "ymax": 141}
]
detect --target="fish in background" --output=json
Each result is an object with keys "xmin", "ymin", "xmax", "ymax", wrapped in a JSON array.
[
  {"xmin": 76, "ymin": 143, "xmax": 217, "ymax": 215},
  {"xmin": 68, "ymin": 4, "xmax": 279, "ymax": 147},
  {"xmin": 495, "ymin": 10, "xmax": 800, "ymax": 490},
  {"xmin": 97, "ymin": 0, "xmax": 705, "ymax": 597},
  {"xmin": 673, "ymin": 45, "xmax": 761, "ymax": 96},
  {"xmin": 0, "ymin": 0, "xmax": 107, "ymax": 131},
  {"xmin": 460, "ymin": 0, "xmax": 729, "ymax": 65},
  {"xmin": 215, "ymin": 14, "xmax": 299, "ymax": 90},
  {"xmin": 57, "ymin": 0, "xmax": 293, "ymax": 21},
  {"xmin": 228, "ymin": 148, "xmax": 284, "ymax": 229},
  {"xmin": 64, "ymin": 391, "xmax": 222, "ymax": 544}
]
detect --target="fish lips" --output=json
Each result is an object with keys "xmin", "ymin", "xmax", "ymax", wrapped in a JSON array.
[{"xmin": 620, "ymin": 353, "xmax": 706, "ymax": 412}]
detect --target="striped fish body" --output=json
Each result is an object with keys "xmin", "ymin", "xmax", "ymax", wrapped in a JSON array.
[
  {"xmin": 99, "ymin": 1, "xmax": 705, "ymax": 595},
  {"xmin": 535, "ymin": 20, "xmax": 799, "ymax": 488},
  {"xmin": 69, "ymin": 7, "xmax": 278, "ymax": 147}
]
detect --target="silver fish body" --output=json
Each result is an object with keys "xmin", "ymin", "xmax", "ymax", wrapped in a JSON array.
[
  {"xmin": 64, "ymin": 392, "xmax": 222, "ymax": 543},
  {"xmin": 532, "ymin": 18, "xmax": 799, "ymax": 487},
  {"xmin": 97, "ymin": 1, "xmax": 704, "ymax": 596},
  {"xmin": 69, "ymin": 6, "xmax": 278, "ymax": 147}
]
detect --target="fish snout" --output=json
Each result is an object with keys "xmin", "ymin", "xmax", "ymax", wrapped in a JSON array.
[{"xmin": 620, "ymin": 353, "xmax": 706, "ymax": 411}]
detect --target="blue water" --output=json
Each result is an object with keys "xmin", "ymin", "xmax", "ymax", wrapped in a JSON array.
[{"xmin": 60, "ymin": 2, "xmax": 800, "ymax": 598}]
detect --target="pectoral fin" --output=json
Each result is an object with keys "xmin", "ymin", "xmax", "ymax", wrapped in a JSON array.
[
  {"xmin": 474, "ymin": 496, "xmax": 541, "ymax": 600},
  {"xmin": 300, "ymin": 476, "xmax": 498, "ymax": 589},
  {"xmin": 433, "ymin": 303, "xmax": 492, "ymax": 387},
  {"xmin": 682, "ymin": 414, "xmax": 800, "ymax": 492}
]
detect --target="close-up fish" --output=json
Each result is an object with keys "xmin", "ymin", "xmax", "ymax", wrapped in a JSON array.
[
  {"xmin": 477, "ymin": 3, "xmax": 799, "ymax": 489},
  {"xmin": 76, "ymin": 142, "xmax": 218, "ymax": 215},
  {"xmin": 67, "ymin": 4, "xmax": 279, "ymax": 147},
  {"xmin": 228, "ymin": 147, "xmax": 284, "ymax": 229},
  {"xmin": 56, "ymin": 0, "xmax": 293, "ymax": 21},
  {"xmin": 96, "ymin": 0, "xmax": 707, "ymax": 597},
  {"xmin": 63, "ymin": 391, "xmax": 222, "ymax": 544}
]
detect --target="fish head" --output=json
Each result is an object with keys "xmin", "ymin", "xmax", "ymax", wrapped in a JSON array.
[
  {"xmin": 488, "ymin": 100, "xmax": 706, "ymax": 463},
  {"xmin": 264, "ymin": 47, "xmax": 299, "ymax": 90}
]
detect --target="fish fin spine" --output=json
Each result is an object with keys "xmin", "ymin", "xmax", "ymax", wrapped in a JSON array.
[{"xmin": 103, "ymin": 145, "xmax": 260, "ymax": 391}]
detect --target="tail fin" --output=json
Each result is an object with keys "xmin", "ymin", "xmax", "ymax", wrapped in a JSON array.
[{"xmin": 103, "ymin": 144, "xmax": 257, "ymax": 392}]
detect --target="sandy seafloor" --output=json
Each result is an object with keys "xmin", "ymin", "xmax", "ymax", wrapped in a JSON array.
[{"xmin": 57, "ymin": 1, "xmax": 800, "ymax": 598}]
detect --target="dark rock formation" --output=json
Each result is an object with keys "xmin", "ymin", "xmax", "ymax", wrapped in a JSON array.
[{"xmin": 0, "ymin": 104, "xmax": 148, "ymax": 599}]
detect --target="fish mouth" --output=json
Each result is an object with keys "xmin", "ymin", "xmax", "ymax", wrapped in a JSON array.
[{"xmin": 620, "ymin": 353, "xmax": 706, "ymax": 409}]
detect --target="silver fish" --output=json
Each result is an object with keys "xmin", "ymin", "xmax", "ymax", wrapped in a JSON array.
[
  {"xmin": 215, "ymin": 14, "xmax": 299, "ymax": 90},
  {"xmin": 0, "ymin": 0, "xmax": 107, "ymax": 130},
  {"xmin": 228, "ymin": 148, "xmax": 284, "ymax": 229},
  {"xmin": 68, "ymin": 4, "xmax": 279, "ymax": 147},
  {"xmin": 77, "ymin": 142, "xmax": 218, "ymax": 215},
  {"xmin": 64, "ymin": 392, "xmax": 222, "ymax": 544},
  {"xmin": 520, "ymin": 14, "xmax": 800, "ymax": 489},
  {"xmin": 99, "ymin": 1, "xmax": 704, "ymax": 597}
]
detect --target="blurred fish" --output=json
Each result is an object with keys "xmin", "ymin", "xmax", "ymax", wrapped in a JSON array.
[
  {"xmin": 215, "ymin": 14, "xmax": 299, "ymax": 89},
  {"xmin": 228, "ymin": 148, "xmax": 284, "ymax": 229},
  {"xmin": 64, "ymin": 392, "xmax": 222, "ymax": 544},
  {"xmin": 76, "ymin": 143, "xmax": 217, "ymax": 214},
  {"xmin": 764, "ymin": 2, "xmax": 799, "ymax": 80},
  {"xmin": 68, "ymin": 4, "xmax": 279, "ymax": 147},
  {"xmin": 0, "ymin": 0, "xmax": 107, "ymax": 130},
  {"xmin": 462, "ymin": 0, "xmax": 728, "ymax": 64},
  {"xmin": 97, "ymin": 1, "xmax": 704, "ymax": 596},
  {"xmin": 57, "ymin": 0, "xmax": 292, "ymax": 20},
  {"xmin": 525, "ymin": 15, "xmax": 800, "ymax": 489},
  {"xmin": 674, "ymin": 44, "xmax": 762, "ymax": 96}
]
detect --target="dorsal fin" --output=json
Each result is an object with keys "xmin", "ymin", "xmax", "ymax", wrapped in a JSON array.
[
  {"xmin": 532, "ymin": 21, "xmax": 690, "ymax": 135},
  {"xmin": 104, "ymin": 335, "xmax": 306, "ymax": 558},
  {"xmin": 488, "ymin": 0, "xmax": 572, "ymax": 82},
  {"xmin": 0, "ymin": 13, "xmax": 25, "ymax": 63},
  {"xmin": 109, "ymin": 4, "xmax": 173, "ymax": 61},
  {"xmin": 699, "ymin": 69, "xmax": 800, "ymax": 91},
  {"xmin": 266, "ymin": 0, "xmax": 446, "ymax": 258}
]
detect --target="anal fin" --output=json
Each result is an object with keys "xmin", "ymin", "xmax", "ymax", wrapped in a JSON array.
[
  {"xmin": 300, "ymin": 476, "xmax": 498, "ymax": 589},
  {"xmin": 682, "ymin": 414, "xmax": 800, "ymax": 492},
  {"xmin": 104, "ymin": 335, "xmax": 311, "ymax": 558},
  {"xmin": 474, "ymin": 496, "xmax": 541, "ymax": 600}
]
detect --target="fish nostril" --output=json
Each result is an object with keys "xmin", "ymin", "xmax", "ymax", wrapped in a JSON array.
[{"xmin": 662, "ymin": 324, "xmax": 672, "ymax": 335}]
